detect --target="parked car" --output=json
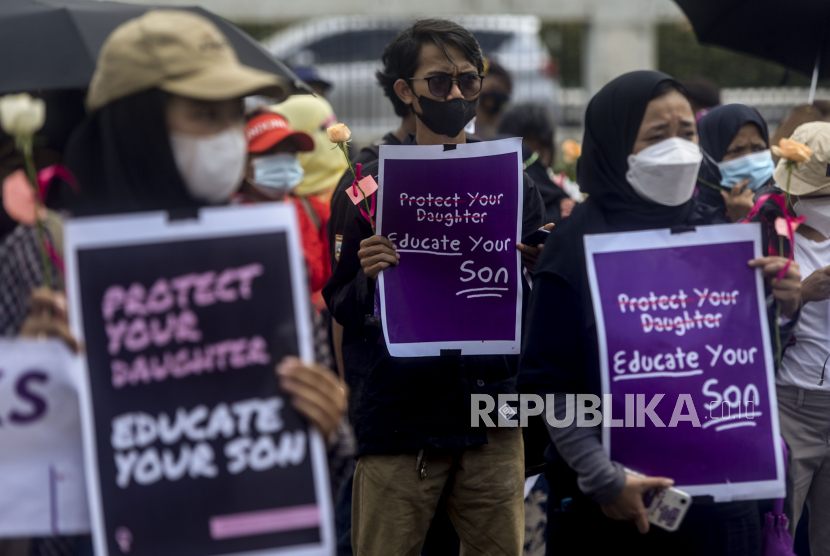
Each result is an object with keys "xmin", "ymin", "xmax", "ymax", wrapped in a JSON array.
[{"xmin": 265, "ymin": 15, "xmax": 560, "ymax": 144}]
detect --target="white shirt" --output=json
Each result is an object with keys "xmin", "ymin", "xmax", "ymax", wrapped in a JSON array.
[{"xmin": 778, "ymin": 233, "xmax": 830, "ymax": 391}]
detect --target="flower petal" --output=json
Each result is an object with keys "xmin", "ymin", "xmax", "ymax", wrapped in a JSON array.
[
  {"xmin": 774, "ymin": 217, "xmax": 789, "ymax": 237},
  {"xmin": 775, "ymin": 215, "xmax": 806, "ymax": 238},
  {"xmin": 774, "ymin": 138, "xmax": 813, "ymax": 163},
  {"xmin": 0, "ymin": 93, "xmax": 45, "ymax": 136},
  {"xmin": 327, "ymin": 123, "xmax": 351, "ymax": 143}
]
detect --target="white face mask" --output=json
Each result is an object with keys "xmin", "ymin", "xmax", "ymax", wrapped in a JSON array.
[
  {"xmin": 169, "ymin": 126, "xmax": 247, "ymax": 204},
  {"xmin": 626, "ymin": 137, "xmax": 703, "ymax": 207},
  {"xmin": 794, "ymin": 196, "xmax": 830, "ymax": 237}
]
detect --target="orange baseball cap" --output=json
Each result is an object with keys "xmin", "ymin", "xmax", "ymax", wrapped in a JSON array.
[{"xmin": 246, "ymin": 111, "xmax": 314, "ymax": 154}]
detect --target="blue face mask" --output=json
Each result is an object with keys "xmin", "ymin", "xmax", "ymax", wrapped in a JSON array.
[
  {"xmin": 715, "ymin": 150, "xmax": 775, "ymax": 191},
  {"xmin": 253, "ymin": 153, "xmax": 304, "ymax": 191}
]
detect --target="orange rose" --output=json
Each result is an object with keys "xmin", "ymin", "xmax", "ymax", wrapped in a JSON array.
[
  {"xmin": 327, "ymin": 123, "xmax": 351, "ymax": 144},
  {"xmin": 771, "ymin": 138, "xmax": 813, "ymax": 163},
  {"xmin": 562, "ymin": 139, "xmax": 582, "ymax": 164}
]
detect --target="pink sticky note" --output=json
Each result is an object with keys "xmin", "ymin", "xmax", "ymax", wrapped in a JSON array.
[
  {"xmin": 774, "ymin": 216, "xmax": 805, "ymax": 239},
  {"xmin": 2, "ymin": 169, "xmax": 44, "ymax": 225},
  {"xmin": 346, "ymin": 175, "xmax": 378, "ymax": 205}
]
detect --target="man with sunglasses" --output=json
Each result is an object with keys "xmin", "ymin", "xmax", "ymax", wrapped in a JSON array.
[{"xmin": 324, "ymin": 18, "xmax": 546, "ymax": 556}]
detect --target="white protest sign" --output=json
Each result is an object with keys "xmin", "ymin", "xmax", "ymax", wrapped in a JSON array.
[{"xmin": 0, "ymin": 339, "xmax": 90, "ymax": 537}]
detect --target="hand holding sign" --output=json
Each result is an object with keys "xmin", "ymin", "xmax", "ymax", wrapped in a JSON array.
[
  {"xmin": 18, "ymin": 287, "xmax": 81, "ymax": 353},
  {"xmin": 748, "ymin": 256, "xmax": 802, "ymax": 317},
  {"xmin": 277, "ymin": 357, "xmax": 347, "ymax": 439},
  {"xmin": 358, "ymin": 235, "xmax": 400, "ymax": 280}
]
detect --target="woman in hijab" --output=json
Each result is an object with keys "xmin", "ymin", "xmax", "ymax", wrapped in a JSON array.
[
  {"xmin": 695, "ymin": 104, "xmax": 775, "ymax": 224},
  {"xmin": 517, "ymin": 71, "xmax": 802, "ymax": 555}
]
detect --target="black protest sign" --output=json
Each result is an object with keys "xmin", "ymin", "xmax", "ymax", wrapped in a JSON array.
[{"xmin": 65, "ymin": 206, "xmax": 332, "ymax": 556}]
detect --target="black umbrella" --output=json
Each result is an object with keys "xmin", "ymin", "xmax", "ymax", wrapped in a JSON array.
[
  {"xmin": 0, "ymin": 0, "xmax": 306, "ymax": 96},
  {"xmin": 674, "ymin": 0, "xmax": 830, "ymax": 102}
]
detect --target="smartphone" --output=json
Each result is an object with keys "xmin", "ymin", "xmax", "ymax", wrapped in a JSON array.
[
  {"xmin": 625, "ymin": 469, "xmax": 692, "ymax": 532},
  {"xmin": 521, "ymin": 228, "xmax": 550, "ymax": 246}
]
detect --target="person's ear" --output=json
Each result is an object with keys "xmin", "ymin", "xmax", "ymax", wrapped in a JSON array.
[{"xmin": 394, "ymin": 79, "xmax": 413, "ymax": 106}]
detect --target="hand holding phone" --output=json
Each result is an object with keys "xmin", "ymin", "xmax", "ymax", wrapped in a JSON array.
[
  {"xmin": 626, "ymin": 468, "xmax": 691, "ymax": 532},
  {"xmin": 601, "ymin": 471, "xmax": 672, "ymax": 533},
  {"xmin": 521, "ymin": 228, "xmax": 550, "ymax": 246}
]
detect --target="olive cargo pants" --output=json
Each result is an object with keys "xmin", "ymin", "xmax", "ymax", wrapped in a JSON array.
[{"xmin": 352, "ymin": 428, "xmax": 525, "ymax": 556}]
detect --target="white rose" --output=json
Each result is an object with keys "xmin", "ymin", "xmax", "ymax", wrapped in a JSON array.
[{"xmin": 0, "ymin": 93, "xmax": 46, "ymax": 137}]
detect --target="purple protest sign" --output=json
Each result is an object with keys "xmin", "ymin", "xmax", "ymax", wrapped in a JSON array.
[
  {"xmin": 377, "ymin": 138, "xmax": 523, "ymax": 357},
  {"xmin": 585, "ymin": 223, "xmax": 785, "ymax": 501}
]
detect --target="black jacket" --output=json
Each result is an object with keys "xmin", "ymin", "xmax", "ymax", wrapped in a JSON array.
[
  {"xmin": 353, "ymin": 132, "xmax": 401, "ymax": 166},
  {"xmin": 521, "ymin": 146, "xmax": 570, "ymax": 223},
  {"xmin": 323, "ymin": 135, "xmax": 545, "ymax": 455},
  {"xmin": 517, "ymin": 198, "xmax": 800, "ymax": 526}
]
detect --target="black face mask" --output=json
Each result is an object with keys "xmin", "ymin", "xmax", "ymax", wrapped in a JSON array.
[{"xmin": 413, "ymin": 95, "xmax": 478, "ymax": 138}]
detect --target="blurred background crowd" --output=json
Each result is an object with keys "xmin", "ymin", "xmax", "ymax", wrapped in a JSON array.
[{"xmin": 215, "ymin": 0, "xmax": 830, "ymax": 158}]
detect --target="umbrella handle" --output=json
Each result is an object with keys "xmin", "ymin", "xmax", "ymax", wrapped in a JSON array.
[{"xmin": 809, "ymin": 53, "xmax": 821, "ymax": 105}]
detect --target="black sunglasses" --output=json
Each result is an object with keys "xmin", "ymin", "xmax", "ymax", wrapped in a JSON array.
[{"xmin": 409, "ymin": 73, "xmax": 484, "ymax": 99}]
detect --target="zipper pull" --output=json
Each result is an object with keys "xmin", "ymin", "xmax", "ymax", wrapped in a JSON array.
[{"xmin": 415, "ymin": 449, "xmax": 427, "ymax": 480}]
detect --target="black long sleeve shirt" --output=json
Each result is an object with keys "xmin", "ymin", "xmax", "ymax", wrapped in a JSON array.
[{"xmin": 323, "ymin": 136, "xmax": 545, "ymax": 455}]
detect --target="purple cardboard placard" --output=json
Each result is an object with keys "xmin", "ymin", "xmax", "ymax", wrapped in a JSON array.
[
  {"xmin": 584, "ymin": 223, "xmax": 785, "ymax": 501},
  {"xmin": 376, "ymin": 138, "xmax": 524, "ymax": 357}
]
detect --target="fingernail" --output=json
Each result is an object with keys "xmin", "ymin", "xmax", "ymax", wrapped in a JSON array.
[{"xmin": 277, "ymin": 360, "xmax": 295, "ymax": 375}]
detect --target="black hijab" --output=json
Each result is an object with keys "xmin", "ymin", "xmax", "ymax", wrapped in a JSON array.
[
  {"xmin": 537, "ymin": 71, "xmax": 695, "ymax": 315},
  {"xmin": 576, "ymin": 70, "xmax": 695, "ymax": 231},
  {"xmin": 696, "ymin": 104, "xmax": 770, "ymax": 223},
  {"xmin": 65, "ymin": 89, "xmax": 201, "ymax": 217}
]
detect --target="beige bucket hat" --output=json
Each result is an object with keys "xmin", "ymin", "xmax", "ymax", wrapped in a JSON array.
[
  {"xmin": 773, "ymin": 121, "xmax": 830, "ymax": 196},
  {"xmin": 87, "ymin": 10, "xmax": 287, "ymax": 111}
]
